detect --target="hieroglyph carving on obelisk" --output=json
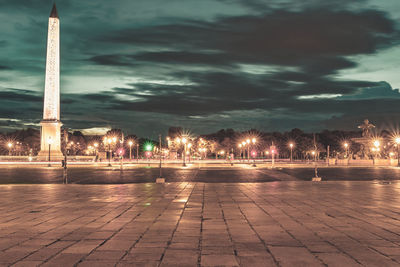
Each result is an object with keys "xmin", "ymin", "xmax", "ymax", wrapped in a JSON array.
[{"xmin": 38, "ymin": 4, "xmax": 63, "ymax": 160}]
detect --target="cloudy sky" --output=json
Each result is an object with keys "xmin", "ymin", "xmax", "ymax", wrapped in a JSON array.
[{"xmin": 1, "ymin": 0, "xmax": 400, "ymax": 137}]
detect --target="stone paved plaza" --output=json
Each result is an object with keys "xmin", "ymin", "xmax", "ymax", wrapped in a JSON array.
[{"xmin": 1, "ymin": 181, "xmax": 400, "ymax": 266}]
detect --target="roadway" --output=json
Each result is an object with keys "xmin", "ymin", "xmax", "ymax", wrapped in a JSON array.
[{"xmin": 0, "ymin": 164, "xmax": 400, "ymax": 184}]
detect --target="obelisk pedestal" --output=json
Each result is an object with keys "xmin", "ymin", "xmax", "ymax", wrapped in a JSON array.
[{"xmin": 38, "ymin": 4, "xmax": 63, "ymax": 160}]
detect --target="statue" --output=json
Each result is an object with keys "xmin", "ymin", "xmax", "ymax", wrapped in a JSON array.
[{"xmin": 358, "ymin": 119, "xmax": 375, "ymax": 137}]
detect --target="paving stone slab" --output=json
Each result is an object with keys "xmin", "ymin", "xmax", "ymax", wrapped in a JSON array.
[{"xmin": 0, "ymin": 182, "xmax": 400, "ymax": 266}]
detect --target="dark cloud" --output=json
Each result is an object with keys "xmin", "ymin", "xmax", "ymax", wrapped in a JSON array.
[
  {"xmin": 103, "ymin": 9, "xmax": 396, "ymax": 60},
  {"xmin": 217, "ymin": 0, "xmax": 369, "ymax": 12},
  {"xmin": 89, "ymin": 55, "xmax": 137, "ymax": 67},
  {"xmin": 132, "ymin": 51, "xmax": 235, "ymax": 66},
  {"xmin": 0, "ymin": 65, "xmax": 11, "ymax": 70},
  {"xmin": 0, "ymin": 88, "xmax": 41, "ymax": 102}
]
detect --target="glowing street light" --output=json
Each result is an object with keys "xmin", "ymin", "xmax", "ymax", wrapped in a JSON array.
[
  {"xmin": 245, "ymin": 139, "xmax": 251, "ymax": 162},
  {"xmin": 105, "ymin": 137, "xmax": 116, "ymax": 167},
  {"xmin": 136, "ymin": 143, "xmax": 139, "ymax": 163},
  {"xmin": 289, "ymin": 143, "xmax": 294, "ymax": 162},
  {"xmin": 374, "ymin": 140, "xmax": 380, "ymax": 148},
  {"xmin": 395, "ymin": 137, "xmax": 400, "ymax": 144},
  {"xmin": 144, "ymin": 141, "xmax": 154, "ymax": 167},
  {"xmin": 7, "ymin": 142, "xmax": 13, "ymax": 156},
  {"xmin": 128, "ymin": 140, "xmax": 133, "ymax": 160},
  {"xmin": 395, "ymin": 137, "xmax": 400, "ymax": 166},
  {"xmin": 145, "ymin": 143, "xmax": 153, "ymax": 151},
  {"xmin": 246, "ymin": 138, "xmax": 257, "ymax": 166},
  {"xmin": 181, "ymin": 137, "xmax": 187, "ymax": 167},
  {"xmin": 343, "ymin": 142, "xmax": 349, "ymax": 158}
]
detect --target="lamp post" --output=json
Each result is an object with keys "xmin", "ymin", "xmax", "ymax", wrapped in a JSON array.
[
  {"xmin": 202, "ymin": 148, "xmax": 207, "ymax": 160},
  {"xmin": 220, "ymin": 150, "xmax": 225, "ymax": 160},
  {"xmin": 128, "ymin": 141, "xmax": 133, "ymax": 160},
  {"xmin": 271, "ymin": 149, "xmax": 275, "ymax": 168},
  {"xmin": 251, "ymin": 138, "xmax": 256, "ymax": 166},
  {"xmin": 182, "ymin": 137, "xmax": 187, "ymax": 167},
  {"xmin": 238, "ymin": 143, "xmax": 242, "ymax": 161},
  {"xmin": 246, "ymin": 139, "xmax": 250, "ymax": 162},
  {"xmin": 7, "ymin": 142, "xmax": 12, "ymax": 156},
  {"xmin": 241, "ymin": 141, "xmax": 246, "ymax": 161},
  {"xmin": 289, "ymin": 143, "xmax": 294, "ymax": 162},
  {"xmin": 344, "ymin": 142, "xmax": 349, "ymax": 158},
  {"xmin": 48, "ymin": 137, "xmax": 53, "ymax": 167},
  {"xmin": 136, "ymin": 143, "xmax": 139, "ymax": 163},
  {"xmin": 395, "ymin": 137, "xmax": 400, "ymax": 166},
  {"xmin": 107, "ymin": 138, "xmax": 112, "ymax": 167},
  {"xmin": 159, "ymin": 134, "xmax": 162, "ymax": 176}
]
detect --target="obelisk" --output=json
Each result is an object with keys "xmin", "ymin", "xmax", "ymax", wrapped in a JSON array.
[{"xmin": 38, "ymin": 3, "xmax": 63, "ymax": 160}]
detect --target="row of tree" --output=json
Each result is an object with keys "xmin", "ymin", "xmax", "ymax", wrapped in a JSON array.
[{"xmin": 0, "ymin": 127, "xmax": 372, "ymax": 158}]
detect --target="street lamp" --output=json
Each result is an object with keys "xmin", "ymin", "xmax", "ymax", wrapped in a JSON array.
[
  {"xmin": 311, "ymin": 150, "xmax": 316, "ymax": 163},
  {"xmin": 47, "ymin": 137, "xmax": 53, "ymax": 167},
  {"xmin": 201, "ymin": 147, "xmax": 207, "ymax": 160},
  {"xmin": 251, "ymin": 138, "xmax": 257, "ymax": 166},
  {"xmin": 373, "ymin": 140, "xmax": 380, "ymax": 160},
  {"xmin": 271, "ymin": 148, "xmax": 275, "ymax": 168},
  {"xmin": 182, "ymin": 137, "xmax": 187, "ymax": 167},
  {"xmin": 395, "ymin": 137, "xmax": 400, "ymax": 166},
  {"xmin": 343, "ymin": 142, "xmax": 349, "ymax": 158},
  {"xmin": 374, "ymin": 140, "xmax": 380, "ymax": 148},
  {"xmin": 128, "ymin": 140, "xmax": 133, "ymax": 160},
  {"xmin": 136, "ymin": 143, "xmax": 139, "ymax": 163},
  {"xmin": 107, "ymin": 138, "xmax": 112, "ymax": 167},
  {"xmin": 289, "ymin": 143, "xmax": 294, "ymax": 162},
  {"xmin": 246, "ymin": 139, "xmax": 250, "ymax": 162},
  {"xmin": 238, "ymin": 143, "xmax": 242, "ymax": 161},
  {"xmin": 7, "ymin": 142, "xmax": 12, "ymax": 156}
]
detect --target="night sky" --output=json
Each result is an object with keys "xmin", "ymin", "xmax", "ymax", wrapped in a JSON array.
[{"xmin": 1, "ymin": 0, "xmax": 400, "ymax": 137}]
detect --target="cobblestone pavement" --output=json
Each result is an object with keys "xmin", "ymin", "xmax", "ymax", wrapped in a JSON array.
[{"xmin": 1, "ymin": 181, "xmax": 400, "ymax": 266}]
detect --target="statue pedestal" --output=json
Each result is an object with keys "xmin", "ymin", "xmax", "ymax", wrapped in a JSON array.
[{"xmin": 38, "ymin": 120, "xmax": 64, "ymax": 161}]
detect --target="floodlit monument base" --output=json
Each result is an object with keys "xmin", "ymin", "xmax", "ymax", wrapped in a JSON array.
[
  {"xmin": 37, "ymin": 120, "xmax": 64, "ymax": 161},
  {"xmin": 312, "ymin": 177, "xmax": 322, "ymax": 182}
]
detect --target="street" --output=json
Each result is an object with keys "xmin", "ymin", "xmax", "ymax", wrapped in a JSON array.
[{"xmin": 0, "ymin": 165, "xmax": 400, "ymax": 184}]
